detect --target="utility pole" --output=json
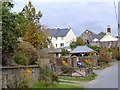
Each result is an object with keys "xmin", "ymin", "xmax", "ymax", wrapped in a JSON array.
[{"xmin": 118, "ymin": 1, "xmax": 120, "ymax": 53}]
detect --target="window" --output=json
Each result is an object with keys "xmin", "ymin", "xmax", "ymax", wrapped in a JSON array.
[
  {"xmin": 60, "ymin": 43, "xmax": 64, "ymax": 47},
  {"xmin": 56, "ymin": 44, "xmax": 57, "ymax": 48}
]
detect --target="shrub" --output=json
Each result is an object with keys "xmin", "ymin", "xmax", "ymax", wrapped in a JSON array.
[
  {"xmin": 51, "ymin": 72, "xmax": 59, "ymax": 82},
  {"xmin": 13, "ymin": 52, "xmax": 28, "ymax": 65},
  {"xmin": 98, "ymin": 47, "xmax": 112, "ymax": 63},
  {"xmin": 14, "ymin": 41, "xmax": 38, "ymax": 65}
]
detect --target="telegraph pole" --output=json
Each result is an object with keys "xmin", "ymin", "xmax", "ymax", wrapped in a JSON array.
[{"xmin": 118, "ymin": 1, "xmax": 120, "ymax": 53}]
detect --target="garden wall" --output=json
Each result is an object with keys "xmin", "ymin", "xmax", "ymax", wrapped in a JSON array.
[{"xmin": 1, "ymin": 65, "xmax": 40, "ymax": 88}]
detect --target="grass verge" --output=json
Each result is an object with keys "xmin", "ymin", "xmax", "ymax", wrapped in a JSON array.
[
  {"xmin": 59, "ymin": 74, "xmax": 96, "ymax": 82},
  {"xmin": 33, "ymin": 81, "xmax": 84, "ymax": 88}
]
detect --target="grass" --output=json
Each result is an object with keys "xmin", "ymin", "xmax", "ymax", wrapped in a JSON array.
[
  {"xmin": 59, "ymin": 74, "xmax": 96, "ymax": 82},
  {"xmin": 33, "ymin": 81, "xmax": 84, "ymax": 88}
]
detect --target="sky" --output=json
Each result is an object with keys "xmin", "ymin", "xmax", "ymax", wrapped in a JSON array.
[{"xmin": 11, "ymin": 0, "xmax": 120, "ymax": 36}]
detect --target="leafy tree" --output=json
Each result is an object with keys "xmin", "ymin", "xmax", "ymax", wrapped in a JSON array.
[
  {"xmin": 22, "ymin": 22, "xmax": 47, "ymax": 48},
  {"xmin": 2, "ymin": 1, "xmax": 21, "ymax": 65},
  {"xmin": 70, "ymin": 36, "xmax": 85, "ymax": 49},
  {"xmin": 20, "ymin": 1, "xmax": 49, "ymax": 49}
]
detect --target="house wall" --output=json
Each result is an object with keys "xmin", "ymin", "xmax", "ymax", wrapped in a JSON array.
[
  {"xmin": 65, "ymin": 28, "xmax": 76, "ymax": 46},
  {"xmin": 51, "ymin": 37, "xmax": 65, "ymax": 48}
]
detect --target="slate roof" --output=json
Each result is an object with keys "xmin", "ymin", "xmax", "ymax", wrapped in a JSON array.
[
  {"xmin": 88, "ymin": 33, "xmax": 106, "ymax": 42},
  {"xmin": 48, "ymin": 28, "xmax": 70, "ymax": 37},
  {"xmin": 70, "ymin": 46, "xmax": 96, "ymax": 54}
]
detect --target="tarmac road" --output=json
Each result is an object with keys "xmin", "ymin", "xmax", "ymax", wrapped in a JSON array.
[{"xmin": 85, "ymin": 62, "xmax": 119, "ymax": 88}]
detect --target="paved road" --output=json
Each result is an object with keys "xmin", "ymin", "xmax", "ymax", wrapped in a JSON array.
[{"xmin": 85, "ymin": 62, "xmax": 119, "ymax": 88}]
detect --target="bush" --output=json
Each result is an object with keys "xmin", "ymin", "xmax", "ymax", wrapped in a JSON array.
[
  {"xmin": 88, "ymin": 45, "xmax": 99, "ymax": 52},
  {"xmin": 14, "ymin": 41, "xmax": 38, "ymax": 65},
  {"xmin": 61, "ymin": 49, "xmax": 68, "ymax": 56},
  {"xmin": 98, "ymin": 47, "xmax": 112, "ymax": 63},
  {"xmin": 13, "ymin": 52, "xmax": 28, "ymax": 65}
]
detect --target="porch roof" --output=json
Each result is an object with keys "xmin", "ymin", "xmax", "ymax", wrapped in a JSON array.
[{"xmin": 70, "ymin": 46, "xmax": 96, "ymax": 54}]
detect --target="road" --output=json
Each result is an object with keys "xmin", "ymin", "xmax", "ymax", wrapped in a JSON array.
[{"xmin": 85, "ymin": 62, "xmax": 119, "ymax": 88}]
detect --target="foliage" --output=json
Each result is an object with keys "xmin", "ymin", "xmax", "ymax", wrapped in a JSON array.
[
  {"xmin": 2, "ymin": 0, "xmax": 22, "ymax": 65},
  {"xmin": 2, "ymin": 1, "xmax": 20, "ymax": 53},
  {"xmin": 20, "ymin": 68, "xmax": 32, "ymax": 88},
  {"xmin": 51, "ymin": 72, "xmax": 59, "ymax": 82},
  {"xmin": 23, "ymin": 22, "xmax": 48, "ymax": 48},
  {"xmin": 16, "ymin": 12, "xmax": 27, "ymax": 37},
  {"xmin": 21, "ymin": 1, "xmax": 42, "ymax": 24},
  {"xmin": 70, "ymin": 36, "xmax": 85, "ymax": 49},
  {"xmin": 20, "ymin": 1, "xmax": 49, "ymax": 49},
  {"xmin": 62, "ymin": 60, "xmax": 68, "ymax": 66},
  {"xmin": 13, "ymin": 52, "xmax": 28, "ymax": 65},
  {"xmin": 111, "ymin": 47, "xmax": 120, "ymax": 60},
  {"xmin": 98, "ymin": 47, "xmax": 112, "ymax": 63},
  {"xmin": 84, "ymin": 59, "xmax": 92, "ymax": 65},
  {"xmin": 88, "ymin": 45, "xmax": 99, "ymax": 52},
  {"xmin": 61, "ymin": 49, "xmax": 68, "ymax": 56},
  {"xmin": 14, "ymin": 41, "xmax": 38, "ymax": 65}
]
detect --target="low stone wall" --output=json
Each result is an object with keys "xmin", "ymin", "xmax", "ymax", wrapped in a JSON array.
[
  {"xmin": 56, "ymin": 56, "xmax": 98, "ymax": 67},
  {"xmin": 1, "ymin": 65, "xmax": 40, "ymax": 88},
  {"xmin": 80, "ymin": 56, "xmax": 98, "ymax": 66}
]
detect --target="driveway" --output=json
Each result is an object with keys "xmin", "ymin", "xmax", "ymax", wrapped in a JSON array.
[{"xmin": 85, "ymin": 62, "xmax": 118, "ymax": 88}]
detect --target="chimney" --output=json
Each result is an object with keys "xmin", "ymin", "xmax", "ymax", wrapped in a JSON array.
[{"xmin": 107, "ymin": 25, "xmax": 111, "ymax": 33}]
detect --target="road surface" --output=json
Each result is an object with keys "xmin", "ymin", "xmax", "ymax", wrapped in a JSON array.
[{"xmin": 85, "ymin": 62, "xmax": 119, "ymax": 88}]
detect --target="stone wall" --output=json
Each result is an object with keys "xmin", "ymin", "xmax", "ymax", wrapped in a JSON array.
[
  {"xmin": 56, "ymin": 56, "xmax": 98, "ymax": 67},
  {"xmin": 1, "ymin": 65, "xmax": 40, "ymax": 88}
]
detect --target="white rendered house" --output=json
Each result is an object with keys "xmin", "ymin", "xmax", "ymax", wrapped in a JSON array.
[{"xmin": 48, "ymin": 27, "xmax": 76, "ymax": 48}]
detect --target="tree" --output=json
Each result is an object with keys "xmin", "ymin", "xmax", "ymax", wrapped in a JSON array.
[
  {"xmin": 2, "ymin": 1, "xmax": 21, "ymax": 65},
  {"xmin": 20, "ymin": 1, "xmax": 49, "ymax": 49},
  {"xmin": 70, "ymin": 36, "xmax": 85, "ymax": 49}
]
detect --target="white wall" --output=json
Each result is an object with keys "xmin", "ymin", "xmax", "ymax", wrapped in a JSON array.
[
  {"xmin": 51, "ymin": 37, "xmax": 65, "ymax": 48},
  {"xmin": 65, "ymin": 28, "xmax": 76, "ymax": 46}
]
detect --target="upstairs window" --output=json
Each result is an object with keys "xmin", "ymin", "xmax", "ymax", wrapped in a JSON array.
[
  {"xmin": 56, "ymin": 44, "xmax": 57, "ymax": 48},
  {"xmin": 60, "ymin": 43, "xmax": 64, "ymax": 47}
]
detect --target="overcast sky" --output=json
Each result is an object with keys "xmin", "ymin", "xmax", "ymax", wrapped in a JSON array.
[{"xmin": 12, "ymin": 0, "xmax": 120, "ymax": 36}]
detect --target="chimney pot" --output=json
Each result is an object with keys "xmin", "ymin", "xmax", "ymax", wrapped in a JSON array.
[{"xmin": 107, "ymin": 25, "xmax": 111, "ymax": 33}]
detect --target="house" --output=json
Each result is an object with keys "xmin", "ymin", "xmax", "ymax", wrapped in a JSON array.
[
  {"xmin": 48, "ymin": 27, "xmax": 76, "ymax": 48},
  {"xmin": 88, "ymin": 32, "xmax": 106, "ymax": 46},
  {"xmin": 80, "ymin": 29, "xmax": 95, "ymax": 43},
  {"xmin": 88, "ymin": 25, "xmax": 118, "ymax": 47}
]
